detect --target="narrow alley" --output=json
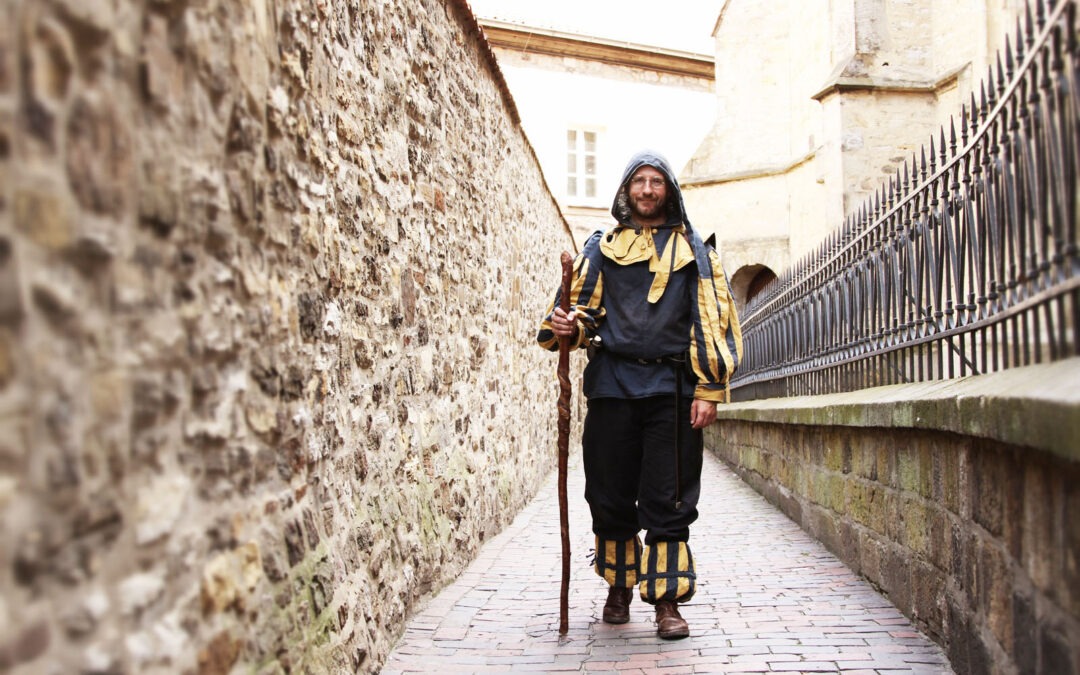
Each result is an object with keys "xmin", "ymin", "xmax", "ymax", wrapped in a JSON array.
[{"xmin": 384, "ymin": 451, "xmax": 952, "ymax": 673}]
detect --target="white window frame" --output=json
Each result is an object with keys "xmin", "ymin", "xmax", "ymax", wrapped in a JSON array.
[{"xmin": 565, "ymin": 127, "xmax": 603, "ymax": 206}]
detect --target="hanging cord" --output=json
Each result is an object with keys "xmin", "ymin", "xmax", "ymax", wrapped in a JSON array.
[
  {"xmin": 670, "ymin": 231, "xmax": 683, "ymax": 511},
  {"xmin": 673, "ymin": 363, "xmax": 683, "ymax": 510}
]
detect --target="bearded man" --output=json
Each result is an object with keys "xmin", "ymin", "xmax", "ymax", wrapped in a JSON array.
[{"xmin": 538, "ymin": 150, "xmax": 742, "ymax": 639}]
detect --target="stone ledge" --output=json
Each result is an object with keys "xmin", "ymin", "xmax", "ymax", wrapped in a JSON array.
[
  {"xmin": 810, "ymin": 58, "xmax": 968, "ymax": 101},
  {"xmin": 717, "ymin": 357, "xmax": 1080, "ymax": 463}
]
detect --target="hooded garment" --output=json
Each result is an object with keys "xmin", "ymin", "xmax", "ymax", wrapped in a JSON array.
[
  {"xmin": 538, "ymin": 151, "xmax": 742, "ymax": 402},
  {"xmin": 608, "ymin": 150, "xmax": 715, "ymax": 289}
]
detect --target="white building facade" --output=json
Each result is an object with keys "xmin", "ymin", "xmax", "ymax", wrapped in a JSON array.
[
  {"xmin": 474, "ymin": 1, "xmax": 1032, "ymax": 308},
  {"xmin": 477, "ymin": 19, "xmax": 717, "ymax": 247}
]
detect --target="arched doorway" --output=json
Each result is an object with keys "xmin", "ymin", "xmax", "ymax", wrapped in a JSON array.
[{"xmin": 729, "ymin": 264, "xmax": 777, "ymax": 317}]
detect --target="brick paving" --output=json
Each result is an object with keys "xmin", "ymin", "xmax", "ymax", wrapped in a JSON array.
[{"xmin": 383, "ymin": 451, "xmax": 953, "ymax": 674}]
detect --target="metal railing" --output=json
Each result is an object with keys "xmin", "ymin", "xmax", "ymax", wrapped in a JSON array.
[{"xmin": 731, "ymin": 0, "xmax": 1079, "ymax": 401}]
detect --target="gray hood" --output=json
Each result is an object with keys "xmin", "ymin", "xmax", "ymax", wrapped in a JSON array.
[{"xmin": 610, "ymin": 150, "xmax": 714, "ymax": 279}]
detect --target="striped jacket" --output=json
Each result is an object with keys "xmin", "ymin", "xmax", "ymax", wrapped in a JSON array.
[
  {"xmin": 538, "ymin": 223, "xmax": 742, "ymax": 403},
  {"xmin": 539, "ymin": 150, "xmax": 742, "ymax": 402}
]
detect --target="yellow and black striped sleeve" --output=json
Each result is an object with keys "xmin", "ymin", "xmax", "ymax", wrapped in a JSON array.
[
  {"xmin": 689, "ymin": 247, "xmax": 743, "ymax": 402},
  {"xmin": 537, "ymin": 231, "xmax": 607, "ymax": 352}
]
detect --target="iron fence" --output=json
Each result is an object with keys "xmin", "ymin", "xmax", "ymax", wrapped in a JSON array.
[{"xmin": 731, "ymin": 0, "xmax": 1080, "ymax": 402}]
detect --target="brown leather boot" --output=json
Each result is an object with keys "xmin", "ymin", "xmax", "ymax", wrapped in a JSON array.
[
  {"xmin": 602, "ymin": 586, "xmax": 633, "ymax": 624},
  {"xmin": 655, "ymin": 600, "xmax": 689, "ymax": 639}
]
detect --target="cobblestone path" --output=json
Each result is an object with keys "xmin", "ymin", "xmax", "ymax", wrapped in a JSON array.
[{"xmin": 384, "ymin": 450, "xmax": 952, "ymax": 674}]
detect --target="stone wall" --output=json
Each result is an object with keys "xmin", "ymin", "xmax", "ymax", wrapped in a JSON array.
[
  {"xmin": 0, "ymin": 0, "xmax": 575, "ymax": 672},
  {"xmin": 684, "ymin": 0, "xmax": 1028, "ymax": 292},
  {"xmin": 707, "ymin": 361, "xmax": 1080, "ymax": 675}
]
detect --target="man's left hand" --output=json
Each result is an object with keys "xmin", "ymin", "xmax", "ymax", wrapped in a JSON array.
[{"xmin": 690, "ymin": 399, "xmax": 717, "ymax": 429}]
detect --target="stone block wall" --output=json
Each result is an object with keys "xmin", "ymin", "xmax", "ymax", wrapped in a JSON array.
[
  {"xmin": 684, "ymin": 0, "xmax": 1028, "ymax": 297},
  {"xmin": 0, "ymin": 0, "xmax": 574, "ymax": 672},
  {"xmin": 707, "ymin": 373, "xmax": 1080, "ymax": 675}
]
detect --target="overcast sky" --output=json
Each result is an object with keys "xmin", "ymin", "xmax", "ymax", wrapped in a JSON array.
[{"xmin": 466, "ymin": 0, "xmax": 720, "ymax": 55}]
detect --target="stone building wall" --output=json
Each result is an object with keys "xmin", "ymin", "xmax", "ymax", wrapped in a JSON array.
[
  {"xmin": 0, "ymin": 0, "xmax": 575, "ymax": 672},
  {"xmin": 683, "ymin": 0, "xmax": 1029, "ymax": 308}
]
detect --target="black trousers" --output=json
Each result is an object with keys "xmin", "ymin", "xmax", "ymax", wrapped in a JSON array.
[{"xmin": 582, "ymin": 395, "xmax": 703, "ymax": 545}]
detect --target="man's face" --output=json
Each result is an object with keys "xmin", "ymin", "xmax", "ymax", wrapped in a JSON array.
[{"xmin": 627, "ymin": 166, "xmax": 668, "ymax": 225}]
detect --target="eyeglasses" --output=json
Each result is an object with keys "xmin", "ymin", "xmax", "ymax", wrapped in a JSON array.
[{"xmin": 630, "ymin": 176, "xmax": 666, "ymax": 189}]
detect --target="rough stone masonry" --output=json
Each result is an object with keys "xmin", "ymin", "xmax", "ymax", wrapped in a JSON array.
[{"xmin": 0, "ymin": 0, "xmax": 575, "ymax": 672}]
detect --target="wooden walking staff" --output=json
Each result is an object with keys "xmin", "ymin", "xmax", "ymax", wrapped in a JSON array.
[{"xmin": 556, "ymin": 251, "xmax": 573, "ymax": 635}]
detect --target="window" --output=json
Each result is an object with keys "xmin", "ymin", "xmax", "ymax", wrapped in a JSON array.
[{"xmin": 566, "ymin": 129, "xmax": 598, "ymax": 202}]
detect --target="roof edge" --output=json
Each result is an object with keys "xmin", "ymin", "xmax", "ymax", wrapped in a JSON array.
[{"xmin": 477, "ymin": 18, "xmax": 715, "ymax": 80}]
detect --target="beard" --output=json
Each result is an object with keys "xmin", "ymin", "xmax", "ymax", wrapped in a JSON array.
[{"xmin": 629, "ymin": 193, "xmax": 667, "ymax": 221}]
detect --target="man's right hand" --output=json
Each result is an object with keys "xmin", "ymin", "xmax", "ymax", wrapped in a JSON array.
[{"xmin": 551, "ymin": 307, "xmax": 578, "ymax": 339}]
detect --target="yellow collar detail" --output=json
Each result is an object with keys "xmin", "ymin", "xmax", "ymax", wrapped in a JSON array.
[{"xmin": 600, "ymin": 226, "xmax": 695, "ymax": 303}]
